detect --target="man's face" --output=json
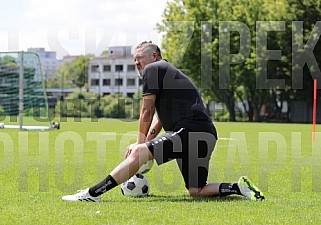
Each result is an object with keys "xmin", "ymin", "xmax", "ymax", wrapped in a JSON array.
[{"xmin": 133, "ymin": 47, "xmax": 155, "ymax": 77}]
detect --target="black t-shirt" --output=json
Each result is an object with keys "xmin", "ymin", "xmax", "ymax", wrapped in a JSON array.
[{"xmin": 142, "ymin": 60, "xmax": 216, "ymax": 135}]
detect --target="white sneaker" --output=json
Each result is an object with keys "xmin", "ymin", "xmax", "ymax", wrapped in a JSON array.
[
  {"xmin": 237, "ymin": 176, "xmax": 265, "ymax": 201},
  {"xmin": 62, "ymin": 188, "xmax": 101, "ymax": 202}
]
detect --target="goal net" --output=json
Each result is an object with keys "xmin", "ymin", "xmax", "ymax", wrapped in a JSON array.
[{"xmin": 0, "ymin": 51, "xmax": 58, "ymax": 130}]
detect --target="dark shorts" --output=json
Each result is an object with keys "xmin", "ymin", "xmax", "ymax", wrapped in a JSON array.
[{"xmin": 146, "ymin": 122, "xmax": 217, "ymax": 189}]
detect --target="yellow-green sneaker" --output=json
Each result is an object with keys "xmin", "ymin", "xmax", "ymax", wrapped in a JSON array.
[{"xmin": 237, "ymin": 176, "xmax": 265, "ymax": 201}]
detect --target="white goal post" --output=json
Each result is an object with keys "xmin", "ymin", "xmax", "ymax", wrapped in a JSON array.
[{"xmin": 0, "ymin": 51, "xmax": 59, "ymax": 131}]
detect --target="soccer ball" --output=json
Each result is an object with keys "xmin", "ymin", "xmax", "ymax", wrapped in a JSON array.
[
  {"xmin": 137, "ymin": 160, "xmax": 154, "ymax": 174},
  {"xmin": 121, "ymin": 174, "xmax": 150, "ymax": 197},
  {"xmin": 51, "ymin": 122, "xmax": 60, "ymax": 129}
]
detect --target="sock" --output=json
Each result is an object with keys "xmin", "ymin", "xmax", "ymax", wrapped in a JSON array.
[
  {"xmin": 88, "ymin": 175, "xmax": 118, "ymax": 197},
  {"xmin": 219, "ymin": 183, "xmax": 241, "ymax": 197}
]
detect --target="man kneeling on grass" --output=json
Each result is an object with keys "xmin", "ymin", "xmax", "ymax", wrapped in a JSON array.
[{"xmin": 62, "ymin": 41, "xmax": 265, "ymax": 202}]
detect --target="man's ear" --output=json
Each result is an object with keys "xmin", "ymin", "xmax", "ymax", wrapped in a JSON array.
[{"xmin": 153, "ymin": 52, "xmax": 158, "ymax": 61}]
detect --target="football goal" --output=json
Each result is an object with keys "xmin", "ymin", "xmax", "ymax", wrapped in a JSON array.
[{"xmin": 0, "ymin": 51, "xmax": 59, "ymax": 130}]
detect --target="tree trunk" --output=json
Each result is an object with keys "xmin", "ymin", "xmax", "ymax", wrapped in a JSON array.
[
  {"xmin": 229, "ymin": 103, "xmax": 236, "ymax": 122},
  {"xmin": 227, "ymin": 89, "xmax": 236, "ymax": 122},
  {"xmin": 248, "ymin": 100, "xmax": 254, "ymax": 122}
]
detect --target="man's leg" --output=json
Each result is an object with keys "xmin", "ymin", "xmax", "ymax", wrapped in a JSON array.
[
  {"xmin": 110, "ymin": 143, "xmax": 153, "ymax": 185},
  {"xmin": 188, "ymin": 183, "xmax": 240, "ymax": 197},
  {"xmin": 185, "ymin": 131, "xmax": 264, "ymax": 200},
  {"xmin": 62, "ymin": 143, "xmax": 153, "ymax": 202},
  {"xmin": 188, "ymin": 176, "xmax": 265, "ymax": 201},
  {"xmin": 89, "ymin": 143, "xmax": 153, "ymax": 196}
]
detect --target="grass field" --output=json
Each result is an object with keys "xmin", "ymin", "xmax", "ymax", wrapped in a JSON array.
[{"xmin": 0, "ymin": 118, "xmax": 321, "ymax": 224}]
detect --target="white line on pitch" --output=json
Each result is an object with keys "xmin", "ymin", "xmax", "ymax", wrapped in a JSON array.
[{"xmin": 218, "ymin": 137, "xmax": 236, "ymax": 140}]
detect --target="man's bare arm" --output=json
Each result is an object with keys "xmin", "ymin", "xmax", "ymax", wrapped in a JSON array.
[
  {"xmin": 146, "ymin": 115, "xmax": 162, "ymax": 141},
  {"xmin": 136, "ymin": 94, "xmax": 156, "ymax": 144}
]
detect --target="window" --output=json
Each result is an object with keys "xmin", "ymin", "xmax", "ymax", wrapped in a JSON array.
[
  {"xmin": 103, "ymin": 79, "xmax": 110, "ymax": 86},
  {"xmin": 91, "ymin": 79, "xmax": 99, "ymax": 86},
  {"xmin": 127, "ymin": 64, "xmax": 136, "ymax": 71},
  {"xmin": 115, "ymin": 78, "xmax": 123, "ymax": 86},
  {"xmin": 127, "ymin": 78, "xmax": 135, "ymax": 86},
  {"xmin": 91, "ymin": 65, "xmax": 99, "ymax": 72},
  {"xmin": 103, "ymin": 65, "xmax": 111, "ymax": 72},
  {"xmin": 115, "ymin": 65, "xmax": 123, "ymax": 72}
]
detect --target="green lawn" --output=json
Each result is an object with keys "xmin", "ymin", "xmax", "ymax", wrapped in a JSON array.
[{"xmin": 0, "ymin": 119, "xmax": 320, "ymax": 224}]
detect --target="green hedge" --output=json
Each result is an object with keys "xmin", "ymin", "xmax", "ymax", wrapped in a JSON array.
[{"xmin": 55, "ymin": 92, "xmax": 141, "ymax": 119}]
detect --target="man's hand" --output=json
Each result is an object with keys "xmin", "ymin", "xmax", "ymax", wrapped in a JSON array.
[{"xmin": 125, "ymin": 142, "xmax": 138, "ymax": 158}]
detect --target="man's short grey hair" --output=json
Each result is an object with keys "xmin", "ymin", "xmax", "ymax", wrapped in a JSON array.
[{"xmin": 136, "ymin": 41, "xmax": 162, "ymax": 59}]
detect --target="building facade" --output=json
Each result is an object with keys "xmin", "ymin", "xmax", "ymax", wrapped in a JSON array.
[
  {"xmin": 27, "ymin": 48, "xmax": 61, "ymax": 81},
  {"xmin": 88, "ymin": 46, "xmax": 139, "ymax": 97}
]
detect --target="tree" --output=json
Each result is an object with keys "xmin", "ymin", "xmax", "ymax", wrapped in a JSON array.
[
  {"xmin": 158, "ymin": 0, "xmax": 321, "ymax": 122},
  {"xmin": 55, "ymin": 54, "xmax": 93, "ymax": 91},
  {"xmin": 227, "ymin": 0, "xmax": 291, "ymax": 121},
  {"xmin": 100, "ymin": 50, "xmax": 109, "ymax": 57},
  {"xmin": 66, "ymin": 55, "xmax": 93, "ymax": 90},
  {"xmin": 285, "ymin": 0, "xmax": 321, "ymax": 102},
  {"xmin": 157, "ymin": 0, "xmax": 251, "ymax": 121},
  {"xmin": 46, "ymin": 76, "xmax": 61, "ymax": 88}
]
